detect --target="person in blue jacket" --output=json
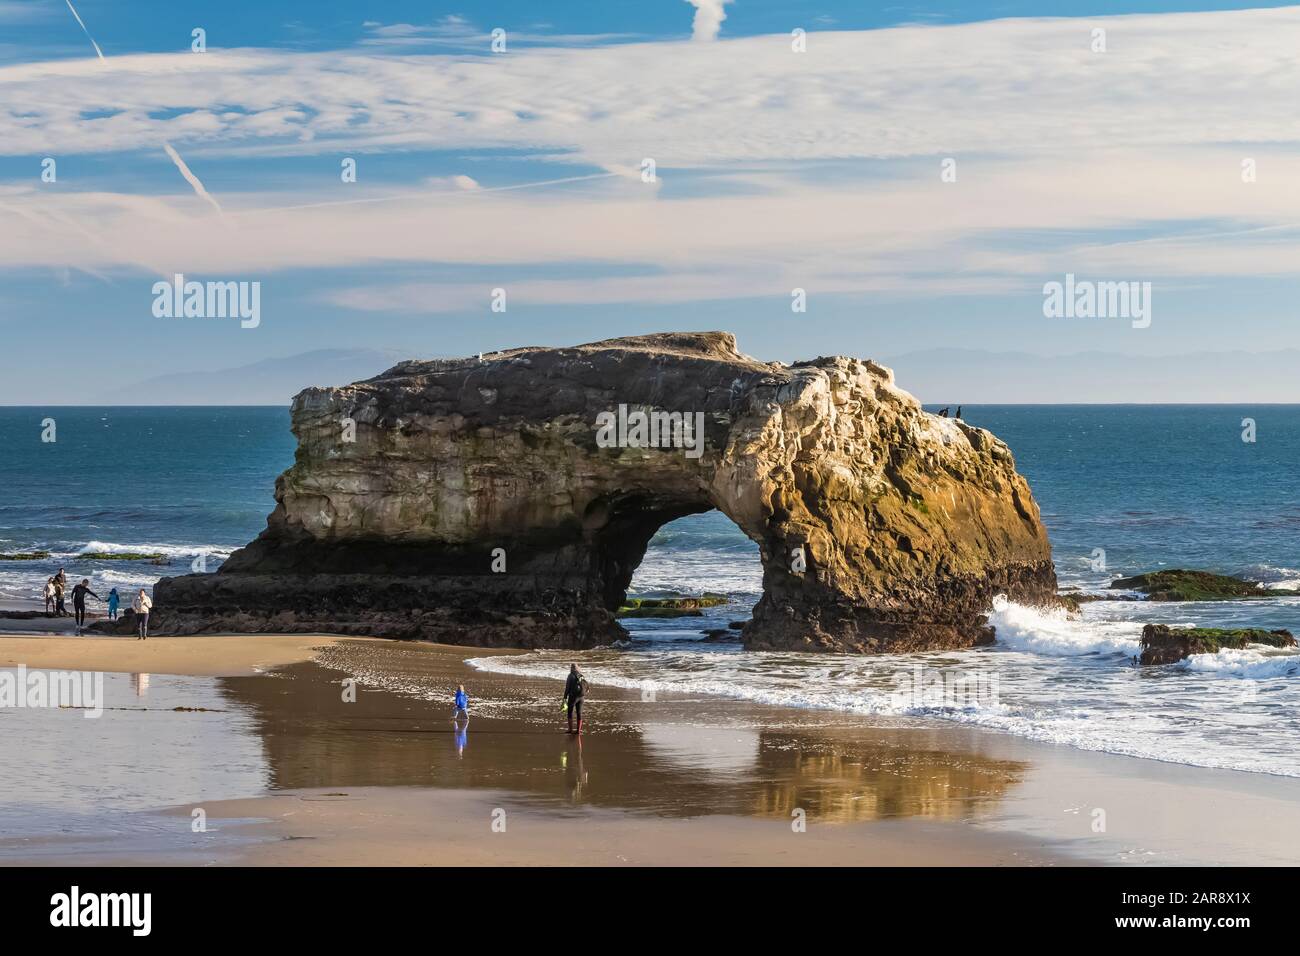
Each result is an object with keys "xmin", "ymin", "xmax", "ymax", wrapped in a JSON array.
[
  {"xmin": 106, "ymin": 588, "xmax": 120, "ymax": 620},
  {"xmin": 451, "ymin": 684, "xmax": 469, "ymax": 723}
]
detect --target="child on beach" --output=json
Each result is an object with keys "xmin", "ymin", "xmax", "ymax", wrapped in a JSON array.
[
  {"xmin": 452, "ymin": 684, "xmax": 469, "ymax": 722},
  {"xmin": 43, "ymin": 578, "xmax": 56, "ymax": 615},
  {"xmin": 107, "ymin": 588, "xmax": 120, "ymax": 620},
  {"xmin": 132, "ymin": 588, "xmax": 152, "ymax": 640}
]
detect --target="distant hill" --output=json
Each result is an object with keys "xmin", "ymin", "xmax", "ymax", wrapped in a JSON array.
[
  {"xmin": 96, "ymin": 345, "xmax": 1300, "ymax": 405},
  {"xmin": 104, "ymin": 348, "xmax": 410, "ymax": 405},
  {"xmin": 882, "ymin": 348, "xmax": 1300, "ymax": 404}
]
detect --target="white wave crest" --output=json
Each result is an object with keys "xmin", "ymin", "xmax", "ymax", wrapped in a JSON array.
[
  {"xmin": 75, "ymin": 540, "xmax": 232, "ymax": 560},
  {"xmin": 989, "ymin": 600, "xmax": 1142, "ymax": 657},
  {"xmin": 97, "ymin": 569, "xmax": 163, "ymax": 587},
  {"xmin": 1183, "ymin": 647, "xmax": 1300, "ymax": 678}
]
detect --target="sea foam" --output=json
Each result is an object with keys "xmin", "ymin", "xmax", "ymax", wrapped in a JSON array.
[{"xmin": 987, "ymin": 600, "xmax": 1142, "ymax": 657}]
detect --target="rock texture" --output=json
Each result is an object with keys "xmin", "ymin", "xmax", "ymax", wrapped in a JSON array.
[
  {"xmin": 155, "ymin": 332, "xmax": 1057, "ymax": 652},
  {"xmin": 1139, "ymin": 624, "xmax": 1296, "ymax": 665}
]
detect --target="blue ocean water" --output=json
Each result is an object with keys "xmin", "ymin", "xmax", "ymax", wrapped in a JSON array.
[
  {"xmin": 3, "ymin": 405, "xmax": 1299, "ymax": 774},
  {"xmin": 0, "ymin": 407, "xmax": 293, "ymax": 603},
  {"xmin": 981, "ymin": 405, "xmax": 1300, "ymax": 597}
]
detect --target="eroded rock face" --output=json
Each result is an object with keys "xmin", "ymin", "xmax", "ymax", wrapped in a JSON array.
[{"xmin": 155, "ymin": 332, "xmax": 1057, "ymax": 651}]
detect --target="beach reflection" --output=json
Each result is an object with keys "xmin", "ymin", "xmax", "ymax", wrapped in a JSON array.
[{"xmin": 215, "ymin": 641, "xmax": 1026, "ymax": 823}]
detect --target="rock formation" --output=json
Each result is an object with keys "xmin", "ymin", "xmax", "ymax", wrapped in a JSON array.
[
  {"xmin": 1112, "ymin": 569, "xmax": 1300, "ymax": 601},
  {"xmin": 1139, "ymin": 624, "xmax": 1296, "ymax": 665},
  {"xmin": 154, "ymin": 332, "xmax": 1057, "ymax": 652}
]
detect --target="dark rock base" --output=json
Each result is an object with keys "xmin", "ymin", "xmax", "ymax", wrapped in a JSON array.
[
  {"xmin": 152, "ymin": 572, "xmax": 623, "ymax": 649},
  {"xmin": 743, "ymin": 560, "xmax": 1059, "ymax": 653},
  {"xmin": 153, "ymin": 559, "xmax": 1059, "ymax": 653}
]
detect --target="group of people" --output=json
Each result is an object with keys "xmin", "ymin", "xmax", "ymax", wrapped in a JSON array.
[
  {"xmin": 450, "ymin": 664, "xmax": 590, "ymax": 736},
  {"xmin": 41, "ymin": 568, "xmax": 153, "ymax": 638}
]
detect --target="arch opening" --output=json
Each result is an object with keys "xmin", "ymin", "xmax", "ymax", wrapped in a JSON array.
[{"xmin": 616, "ymin": 510, "xmax": 764, "ymax": 647}]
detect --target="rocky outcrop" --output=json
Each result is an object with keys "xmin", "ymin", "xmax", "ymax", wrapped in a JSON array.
[
  {"xmin": 1139, "ymin": 624, "xmax": 1297, "ymax": 665},
  {"xmin": 1112, "ymin": 569, "xmax": 1299, "ymax": 601},
  {"xmin": 154, "ymin": 332, "xmax": 1057, "ymax": 652}
]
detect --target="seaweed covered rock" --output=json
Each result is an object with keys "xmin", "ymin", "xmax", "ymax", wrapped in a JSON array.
[
  {"xmin": 617, "ymin": 594, "xmax": 727, "ymax": 618},
  {"xmin": 1111, "ymin": 569, "xmax": 1298, "ymax": 601},
  {"xmin": 1139, "ymin": 624, "xmax": 1296, "ymax": 665},
  {"xmin": 154, "ymin": 332, "xmax": 1057, "ymax": 652}
]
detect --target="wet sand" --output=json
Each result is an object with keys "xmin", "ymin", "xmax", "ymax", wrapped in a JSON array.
[
  {"xmin": 0, "ymin": 633, "xmax": 347, "ymax": 676},
  {"xmin": 3, "ymin": 634, "xmax": 1299, "ymax": 866},
  {"xmin": 182, "ymin": 786, "xmax": 1057, "ymax": 866}
]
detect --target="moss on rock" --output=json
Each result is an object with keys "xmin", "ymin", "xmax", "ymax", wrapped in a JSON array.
[
  {"xmin": 1139, "ymin": 623, "xmax": 1296, "ymax": 665},
  {"xmin": 1112, "ymin": 569, "xmax": 1298, "ymax": 601}
]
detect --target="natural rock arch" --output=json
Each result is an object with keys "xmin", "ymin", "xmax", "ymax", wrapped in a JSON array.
[{"xmin": 155, "ymin": 332, "xmax": 1057, "ymax": 652}]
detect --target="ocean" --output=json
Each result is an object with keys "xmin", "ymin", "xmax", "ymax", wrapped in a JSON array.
[{"xmin": 2, "ymin": 405, "xmax": 1298, "ymax": 777}]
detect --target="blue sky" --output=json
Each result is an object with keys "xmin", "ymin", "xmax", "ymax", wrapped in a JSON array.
[
  {"xmin": 2, "ymin": 0, "xmax": 1299, "ymax": 402},
  {"xmin": 6, "ymin": 1, "xmax": 1294, "ymax": 53}
]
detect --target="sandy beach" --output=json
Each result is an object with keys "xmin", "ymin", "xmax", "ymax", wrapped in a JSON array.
[
  {"xmin": 3, "ymin": 632, "xmax": 1298, "ymax": 867},
  {"xmin": 0, "ymin": 632, "xmax": 346, "ymax": 677}
]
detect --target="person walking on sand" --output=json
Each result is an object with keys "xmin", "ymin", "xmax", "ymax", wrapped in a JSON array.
[
  {"xmin": 563, "ymin": 664, "xmax": 588, "ymax": 735},
  {"xmin": 70, "ymin": 578, "xmax": 100, "ymax": 633},
  {"xmin": 132, "ymin": 588, "xmax": 152, "ymax": 640},
  {"xmin": 107, "ymin": 587, "xmax": 120, "ymax": 621},
  {"xmin": 43, "ymin": 577, "xmax": 56, "ymax": 616},
  {"xmin": 451, "ymin": 684, "xmax": 470, "ymax": 723}
]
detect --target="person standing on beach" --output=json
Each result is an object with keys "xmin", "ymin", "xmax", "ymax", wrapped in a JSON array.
[
  {"xmin": 53, "ymin": 570, "xmax": 67, "ymax": 617},
  {"xmin": 452, "ymin": 684, "xmax": 469, "ymax": 723},
  {"xmin": 132, "ymin": 588, "xmax": 152, "ymax": 640},
  {"xmin": 43, "ymin": 577, "xmax": 56, "ymax": 615},
  {"xmin": 70, "ymin": 579, "xmax": 100, "ymax": 633},
  {"xmin": 107, "ymin": 587, "xmax": 120, "ymax": 620},
  {"xmin": 563, "ymin": 664, "xmax": 588, "ymax": 735}
]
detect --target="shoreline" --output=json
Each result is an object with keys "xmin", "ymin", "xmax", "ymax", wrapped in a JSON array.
[{"xmin": 2, "ymin": 633, "xmax": 1299, "ymax": 865}]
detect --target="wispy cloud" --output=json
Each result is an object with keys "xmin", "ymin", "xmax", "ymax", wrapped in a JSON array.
[
  {"xmin": 2, "ymin": 8, "xmax": 1300, "ymax": 312},
  {"xmin": 5, "ymin": 9, "xmax": 1299, "ymax": 168},
  {"xmin": 3, "ymin": 146, "xmax": 1298, "ymax": 296},
  {"xmin": 359, "ymin": 15, "xmax": 639, "ymax": 49}
]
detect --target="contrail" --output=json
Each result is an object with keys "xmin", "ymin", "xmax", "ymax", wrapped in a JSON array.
[
  {"xmin": 163, "ymin": 142, "xmax": 225, "ymax": 216},
  {"xmin": 235, "ymin": 171, "xmax": 621, "ymax": 217},
  {"xmin": 64, "ymin": 0, "xmax": 105, "ymax": 59},
  {"xmin": 63, "ymin": 1, "xmax": 224, "ymax": 218}
]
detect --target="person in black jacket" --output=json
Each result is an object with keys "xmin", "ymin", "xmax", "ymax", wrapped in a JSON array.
[
  {"xmin": 563, "ymin": 664, "xmax": 588, "ymax": 735},
  {"xmin": 70, "ymin": 579, "xmax": 100, "ymax": 632}
]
